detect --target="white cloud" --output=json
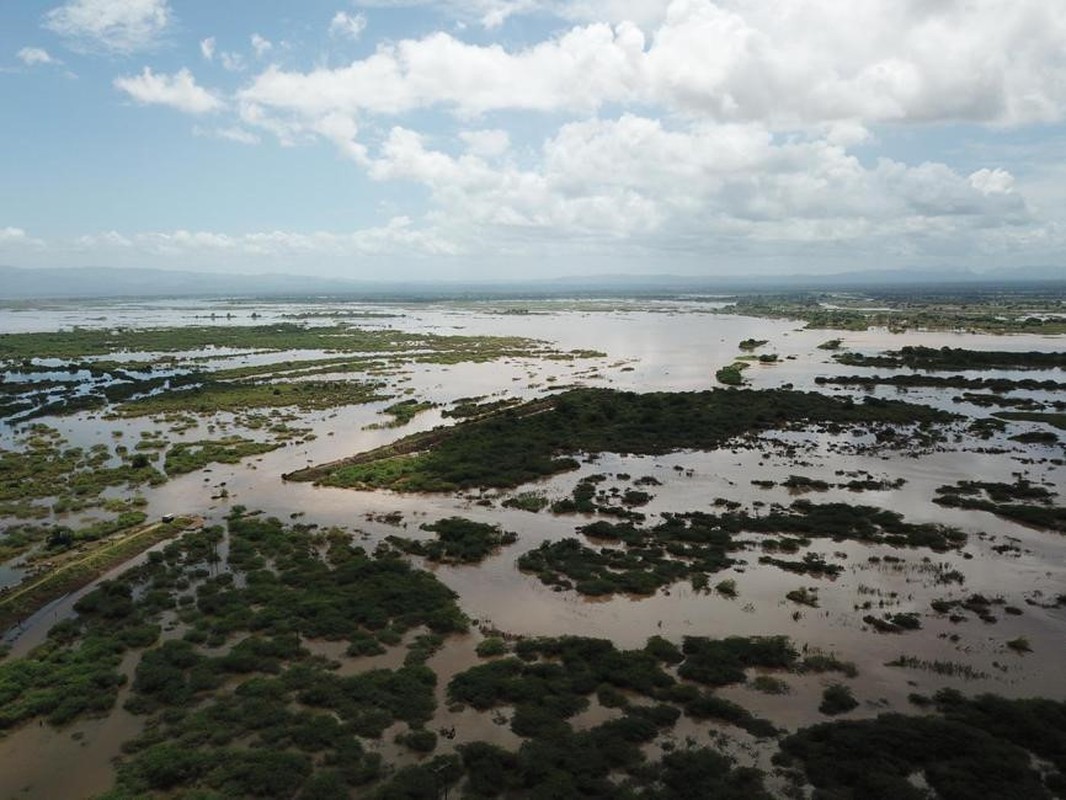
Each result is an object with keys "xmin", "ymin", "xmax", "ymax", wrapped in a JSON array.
[
  {"xmin": 17, "ymin": 47, "xmax": 59, "ymax": 66},
  {"xmin": 44, "ymin": 0, "xmax": 171, "ymax": 55},
  {"xmin": 459, "ymin": 128, "xmax": 510, "ymax": 157},
  {"xmin": 330, "ymin": 11, "xmax": 368, "ymax": 40},
  {"xmin": 76, "ymin": 230, "xmax": 133, "ymax": 248},
  {"xmin": 200, "ymin": 37, "xmax": 215, "ymax": 61},
  {"xmin": 240, "ymin": 23, "xmax": 645, "ymax": 122},
  {"xmin": 114, "ymin": 67, "xmax": 223, "ymax": 114},
  {"xmin": 358, "ymin": 116, "xmax": 1031, "ymax": 250},
  {"xmin": 251, "ymin": 33, "xmax": 273, "ymax": 58},
  {"xmin": 0, "ymin": 227, "xmax": 46, "ymax": 249},
  {"xmin": 0, "ymin": 227, "xmax": 29, "ymax": 243},
  {"xmin": 243, "ymin": 0, "xmax": 1066, "ymax": 131},
  {"xmin": 969, "ymin": 168, "xmax": 1015, "ymax": 195}
]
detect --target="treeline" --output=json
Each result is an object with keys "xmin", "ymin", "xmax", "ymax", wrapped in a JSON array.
[
  {"xmin": 778, "ymin": 689, "xmax": 1066, "ymax": 799},
  {"xmin": 834, "ymin": 345, "xmax": 1066, "ymax": 371},
  {"xmin": 318, "ymin": 387, "xmax": 954, "ymax": 492}
]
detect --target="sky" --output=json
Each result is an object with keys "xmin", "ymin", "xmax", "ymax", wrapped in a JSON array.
[{"xmin": 2, "ymin": 0, "xmax": 1065, "ymax": 281}]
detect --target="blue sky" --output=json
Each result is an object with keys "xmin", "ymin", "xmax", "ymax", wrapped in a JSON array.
[{"xmin": 2, "ymin": 0, "xmax": 1065, "ymax": 280}]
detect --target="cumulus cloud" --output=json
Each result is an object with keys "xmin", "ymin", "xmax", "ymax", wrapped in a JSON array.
[
  {"xmin": 86, "ymin": 0, "xmax": 1065, "ymax": 272},
  {"xmin": 358, "ymin": 116, "xmax": 1031, "ymax": 249},
  {"xmin": 969, "ymin": 168, "xmax": 1015, "ymax": 195},
  {"xmin": 114, "ymin": 67, "xmax": 223, "ymax": 114},
  {"xmin": 44, "ymin": 0, "xmax": 171, "ymax": 55},
  {"xmin": 200, "ymin": 37, "xmax": 215, "ymax": 61},
  {"xmin": 242, "ymin": 0, "xmax": 1066, "ymax": 131},
  {"xmin": 17, "ymin": 47, "xmax": 59, "ymax": 66},
  {"xmin": 330, "ymin": 11, "xmax": 368, "ymax": 40},
  {"xmin": 459, "ymin": 128, "xmax": 510, "ymax": 157}
]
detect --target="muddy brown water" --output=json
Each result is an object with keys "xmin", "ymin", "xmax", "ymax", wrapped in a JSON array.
[{"xmin": 1, "ymin": 301, "xmax": 1063, "ymax": 797}]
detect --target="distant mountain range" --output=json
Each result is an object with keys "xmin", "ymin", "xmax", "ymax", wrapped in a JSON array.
[{"xmin": 0, "ymin": 264, "xmax": 1062, "ymax": 301}]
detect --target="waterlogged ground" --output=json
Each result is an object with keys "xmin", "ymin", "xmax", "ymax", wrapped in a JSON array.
[{"xmin": 0, "ymin": 297, "xmax": 1064, "ymax": 798}]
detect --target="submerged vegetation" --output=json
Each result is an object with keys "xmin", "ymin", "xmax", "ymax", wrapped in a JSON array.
[
  {"xmin": 717, "ymin": 289, "xmax": 1066, "ymax": 334},
  {"xmin": 2, "ymin": 293, "xmax": 1064, "ymax": 799},
  {"xmin": 0, "ymin": 322, "xmax": 578, "ymax": 422},
  {"xmin": 519, "ymin": 500, "xmax": 963, "ymax": 597},
  {"xmin": 934, "ymin": 479, "xmax": 1066, "ymax": 532},
  {"xmin": 294, "ymin": 387, "xmax": 955, "ymax": 492},
  {"xmin": 779, "ymin": 690, "xmax": 1066, "ymax": 799},
  {"xmin": 833, "ymin": 345, "xmax": 1066, "ymax": 371},
  {"xmin": 387, "ymin": 516, "xmax": 517, "ymax": 564},
  {"xmin": 163, "ymin": 437, "xmax": 279, "ymax": 475},
  {"xmin": 0, "ymin": 424, "xmax": 164, "ymax": 518}
]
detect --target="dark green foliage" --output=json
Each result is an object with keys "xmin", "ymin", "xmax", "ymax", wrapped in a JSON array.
[
  {"xmin": 715, "ymin": 364, "xmax": 747, "ymax": 385},
  {"xmin": 782, "ymin": 474, "xmax": 830, "ymax": 492},
  {"xmin": 835, "ymin": 346, "xmax": 1066, "ymax": 371},
  {"xmin": 933, "ymin": 690, "xmax": 1066, "ymax": 777},
  {"xmin": 310, "ymin": 387, "xmax": 954, "ymax": 492},
  {"xmin": 523, "ymin": 499, "xmax": 964, "ymax": 598},
  {"xmin": 396, "ymin": 728, "xmax": 438, "ymax": 753},
  {"xmin": 448, "ymin": 636, "xmax": 676, "ymax": 740},
  {"xmin": 646, "ymin": 748, "xmax": 772, "ymax": 799},
  {"xmin": 501, "ymin": 491, "xmax": 550, "ymax": 512},
  {"xmin": 683, "ymin": 691, "xmax": 778, "ymax": 737},
  {"xmin": 2, "ymin": 516, "xmax": 467, "ymax": 798},
  {"xmin": 219, "ymin": 513, "xmax": 468, "ymax": 639},
  {"xmin": 1011, "ymin": 429, "xmax": 1060, "ymax": 444},
  {"xmin": 476, "ymin": 637, "xmax": 508, "ymax": 657},
  {"xmin": 759, "ymin": 552, "xmax": 843, "ymax": 577},
  {"xmin": 443, "ymin": 396, "xmax": 523, "ymax": 419},
  {"xmin": 371, "ymin": 755, "xmax": 462, "ymax": 800},
  {"xmin": 388, "ymin": 516, "xmax": 517, "ymax": 564},
  {"xmin": 780, "ymin": 695, "xmax": 1066, "ymax": 800},
  {"xmin": 0, "ymin": 635, "xmax": 125, "ymax": 728},
  {"xmin": 644, "ymin": 635, "xmax": 684, "ymax": 665},
  {"xmin": 819, "ymin": 683, "xmax": 859, "ymax": 715},
  {"xmin": 164, "ymin": 437, "xmax": 279, "ymax": 475},
  {"xmin": 678, "ymin": 636, "xmax": 796, "ymax": 687},
  {"xmin": 817, "ymin": 373, "xmax": 1066, "ymax": 392},
  {"xmin": 934, "ymin": 479, "xmax": 1066, "ymax": 532},
  {"xmin": 459, "ymin": 742, "xmax": 523, "ymax": 797},
  {"xmin": 370, "ymin": 399, "xmax": 435, "ymax": 428},
  {"xmin": 995, "ymin": 411, "xmax": 1066, "ymax": 431},
  {"xmin": 518, "ymin": 537, "xmax": 697, "ymax": 597}
]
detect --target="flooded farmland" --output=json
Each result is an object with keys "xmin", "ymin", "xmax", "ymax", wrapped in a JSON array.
[{"xmin": 1, "ymin": 296, "xmax": 1064, "ymax": 799}]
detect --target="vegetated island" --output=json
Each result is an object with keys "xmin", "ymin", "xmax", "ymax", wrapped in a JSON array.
[
  {"xmin": 518, "ymin": 500, "xmax": 965, "ymax": 598},
  {"xmin": 713, "ymin": 288, "xmax": 1066, "ymax": 334},
  {"xmin": 832, "ymin": 345, "xmax": 1066, "ymax": 371},
  {"xmin": 285, "ymin": 387, "xmax": 956, "ymax": 492}
]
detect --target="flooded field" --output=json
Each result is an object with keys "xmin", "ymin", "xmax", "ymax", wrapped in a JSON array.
[{"xmin": 1, "ymin": 297, "xmax": 1064, "ymax": 798}]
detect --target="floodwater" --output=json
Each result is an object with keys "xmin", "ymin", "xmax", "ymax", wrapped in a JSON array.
[{"xmin": 1, "ymin": 298, "xmax": 1064, "ymax": 797}]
